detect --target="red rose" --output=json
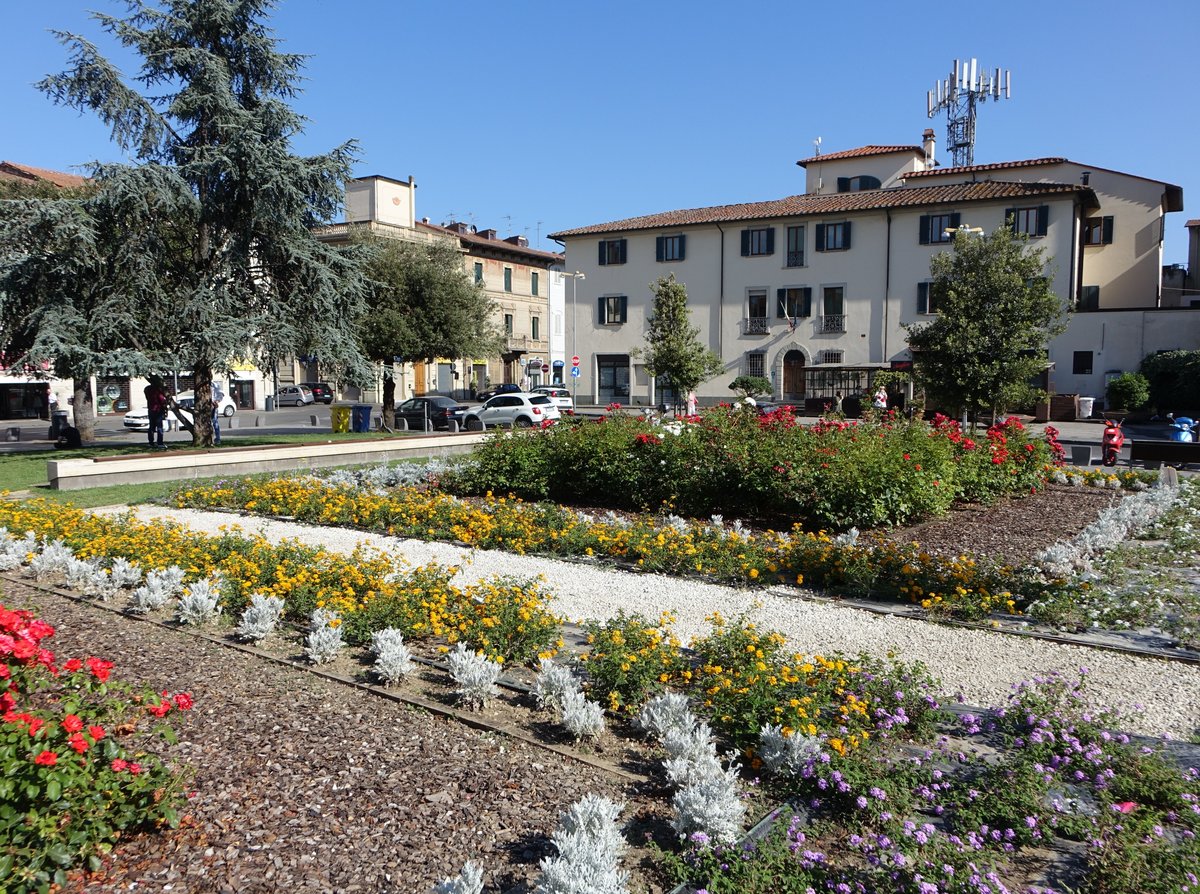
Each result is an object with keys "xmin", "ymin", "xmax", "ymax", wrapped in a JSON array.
[
  {"xmin": 68, "ymin": 733, "xmax": 89, "ymax": 754},
  {"xmin": 86, "ymin": 657, "xmax": 113, "ymax": 682},
  {"xmin": 88, "ymin": 725, "xmax": 105, "ymax": 741},
  {"xmin": 63, "ymin": 658, "xmax": 82, "ymax": 673},
  {"xmin": 33, "ymin": 750, "xmax": 57, "ymax": 767},
  {"xmin": 62, "ymin": 714, "xmax": 83, "ymax": 734},
  {"xmin": 147, "ymin": 701, "xmax": 171, "ymax": 718},
  {"xmin": 173, "ymin": 693, "xmax": 194, "ymax": 711},
  {"xmin": 110, "ymin": 758, "xmax": 128, "ymax": 772}
]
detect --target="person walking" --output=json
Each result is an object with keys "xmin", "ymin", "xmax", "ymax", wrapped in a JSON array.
[
  {"xmin": 211, "ymin": 382, "xmax": 223, "ymax": 445},
  {"xmin": 144, "ymin": 376, "xmax": 168, "ymax": 447}
]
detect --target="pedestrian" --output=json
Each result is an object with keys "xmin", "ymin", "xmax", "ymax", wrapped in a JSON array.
[
  {"xmin": 873, "ymin": 385, "xmax": 888, "ymax": 411},
  {"xmin": 211, "ymin": 382, "xmax": 223, "ymax": 445},
  {"xmin": 686, "ymin": 390, "xmax": 698, "ymax": 417},
  {"xmin": 144, "ymin": 376, "xmax": 168, "ymax": 447},
  {"xmin": 833, "ymin": 391, "xmax": 844, "ymax": 414}
]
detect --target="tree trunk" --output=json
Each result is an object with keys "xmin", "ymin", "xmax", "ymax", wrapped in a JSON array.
[
  {"xmin": 71, "ymin": 377, "xmax": 95, "ymax": 442},
  {"xmin": 193, "ymin": 363, "xmax": 215, "ymax": 448},
  {"xmin": 382, "ymin": 375, "xmax": 396, "ymax": 430}
]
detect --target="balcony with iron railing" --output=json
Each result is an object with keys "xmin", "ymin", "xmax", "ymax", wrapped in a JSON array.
[
  {"xmin": 743, "ymin": 317, "xmax": 770, "ymax": 335},
  {"xmin": 819, "ymin": 314, "xmax": 846, "ymax": 334}
]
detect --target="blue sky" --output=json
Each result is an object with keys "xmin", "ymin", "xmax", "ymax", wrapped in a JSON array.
[{"xmin": 3, "ymin": 1, "xmax": 1197, "ymax": 265}]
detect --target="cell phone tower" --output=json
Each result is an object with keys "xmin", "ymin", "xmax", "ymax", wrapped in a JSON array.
[{"xmin": 927, "ymin": 59, "xmax": 1011, "ymax": 167}]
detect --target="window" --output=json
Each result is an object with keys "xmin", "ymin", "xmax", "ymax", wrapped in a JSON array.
[
  {"xmin": 474, "ymin": 262, "xmax": 483, "ymax": 284},
  {"xmin": 917, "ymin": 282, "xmax": 939, "ymax": 314},
  {"xmin": 836, "ymin": 175, "xmax": 881, "ymax": 193},
  {"xmin": 503, "ymin": 267, "xmax": 513, "ymax": 292},
  {"xmin": 740, "ymin": 227, "xmax": 775, "ymax": 257},
  {"xmin": 815, "ymin": 221, "xmax": 852, "ymax": 252},
  {"xmin": 531, "ymin": 271, "xmax": 539, "ymax": 296},
  {"xmin": 598, "ymin": 238, "xmax": 627, "ymax": 265},
  {"xmin": 820, "ymin": 286, "xmax": 845, "ymax": 332},
  {"xmin": 531, "ymin": 316, "xmax": 540, "ymax": 340},
  {"xmin": 919, "ymin": 212, "xmax": 960, "ymax": 244},
  {"xmin": 746, "ymin": 289, "xmax": 769, "ymax": 333},
  {"xmin": 746, "ymin": 352, "xmax": 766, "ymax": 378},
  {"xmin": 504, "ymin": 313, "xmax": 513, "ymax": 335},
  {"xmin": 786, "ymin": 225, "xmax": 805, "ymax": 267},
  {"xmin": 1083, "ymin": 216, "xmax": 1114, "ymax": 246},
  {"xmin": 1072, "ymin": 351, "xmax": 1094, "ymax": 375},
  {"xmin": 821, "ymin": 350, "xmax": 844, "ymax": 364},
  {"xmin": 656, "ymin": 234, "xmax": 686, "ymax": 261},
  {"xmin": 1006, "ymin": 205, "xmax": 1049, "ymax": 237},
  {"xmin": 597, "ymin": 295, "xmax": 628, "ymax": 324},
  {"xmin": 1078, "ymin": 285, "xmax": 1100, "ymax": 311},
  {"xmin": 775, "ymin": 287, "xmax": 811, "ymax": 319}
]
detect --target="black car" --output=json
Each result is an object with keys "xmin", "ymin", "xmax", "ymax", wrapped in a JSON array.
[
  {"xmin": 475, "ymin": 383, "xmax": 522, "ymax": 402},
  {"xmin": 395, "ymin": 395, "xmax": 466, "ymax": 431},
  {"xmin": 302, "ymin": 382, "xmax": 335, "ymax": 404}
]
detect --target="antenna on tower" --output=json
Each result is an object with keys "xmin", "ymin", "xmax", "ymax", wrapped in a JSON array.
[
  {"xmin": 927, "ymin": 58, "xmax": 1011, "ymax": 167},
  {"xmin": 812, "ymin": 136, "xmax": 822, "ymax": 156},
  {"xmin": 502, "ymin": 214, "xmax": 513, "ymax": 234}
]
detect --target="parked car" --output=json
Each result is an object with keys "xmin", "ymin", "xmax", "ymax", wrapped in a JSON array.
[
  {"xmin": 474, "ymin": 383, "xmax": 521, "ymax": 402},
  {"xmin": 395, "ymin": 395, "xmax": 466, "ymax": 431},
  {"xmin": 302, "ymin": 382, "xmax": 334, "ymax": 404},
  {"xmin": 122, "ymin": 389, "xmax": 236, "ymax": 431},
  {"xmin": 275, "ymin": 385, "xmax": 314, "ymax": 407},
  {"xmin": 533, "ymin": 385, "xmax": 575, "ymax": 412},
  {"xmin": 463, "ymin": 393, "xmax": 561, "ymax": 430}
]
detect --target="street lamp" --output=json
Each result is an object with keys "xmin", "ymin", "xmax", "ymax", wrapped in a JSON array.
[
  {"xmin": 944, "ymin": 224, "xmax": 984, "ymax": 238},
  {"xmin": 565, "ymin": 271, "xmax": 585, "ymax": 405}
]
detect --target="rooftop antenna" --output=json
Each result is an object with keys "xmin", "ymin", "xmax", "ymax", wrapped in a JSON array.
[
  {"xmin": 927, "ymin": 58, "xmax": 1011, "ymax": 167},
  {"xmin": 536, "ymin": 220, "xmax": 543, "ymax": 248},
  {"xmin": 812, "ymin": 136, "xmax": 821, "ymax": 156},
  {"xmin": 502, "ymin": 214, "xmax": 513, "ymax": 235}
]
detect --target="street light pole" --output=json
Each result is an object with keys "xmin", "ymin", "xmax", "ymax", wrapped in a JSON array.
[{"xmin": 567, "ymin": 271, "xmax": 585, "ymax": 406}]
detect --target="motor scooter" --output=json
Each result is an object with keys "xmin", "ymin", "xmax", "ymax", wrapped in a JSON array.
[
  {"xmin": 1101, "ymin": 419, "xmax": 1125, "ymax": 466},
  {"xmin": 1168, "ymin": 416, "xmax": 1196, "ymax": 443}
]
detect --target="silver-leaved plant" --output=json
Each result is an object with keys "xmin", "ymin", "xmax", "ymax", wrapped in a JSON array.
[
  {"xmin": 560, "ymin": 688, "xmax": 605, "ymax": 742},
  {"xmin": 305, "ymin": 608, "xmax": 344, "ymax": 665},
  {"xmin": 371, "ymin": 627, "xmax": 414, "ymax": 684},
  {"xmin": 175, "ymin": 577, "xmax": 223, "ymax": 625},
  {"xmin": 533, "ymin": 658, "xmax": 581, "ymax": 714},
  {"xmin": 446, "ymin": 642, "xmax": 501, "ymax": 710},
  {"xmin": 236, "ymin": 593, "xmax": 285, "ymax": 642},
  {"xmin": 433, "ymin": 861, "xmax": 484, "ymax": 894},
  {"xmin": 535, "ymin": 794, "xmax": 629, "ymax": 894}
]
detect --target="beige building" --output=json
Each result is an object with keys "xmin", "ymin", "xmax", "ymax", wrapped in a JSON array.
[
  {"xmin": 550, "ymin": 135, "xmax": 1193, "ymax": 409},
  {"xmin": 314, "ymin": 175, "xmax": 561, "ymax": 401}
]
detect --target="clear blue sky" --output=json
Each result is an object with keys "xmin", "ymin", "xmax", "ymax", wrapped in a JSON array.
[{"xmin": 3, "ymin": 1, "xmax": 1197, "ymax": 265}]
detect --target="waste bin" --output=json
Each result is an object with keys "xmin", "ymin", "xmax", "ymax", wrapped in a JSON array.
[
  {"xmin": 330, "ymin": 402, "xmax": 352, "ymax": 433},
  {"xmin": 265, "ymin": 396, "xmax": 275, "ymax": 412},
  {"xmin": 49, "ymin": 410, "xmax": 70, "ymax": 440},
  {"xmin": 351, "ymin": 404, "xmax": 372, "ymax": 433},
  {"xmin": 1078, "ymin": 396, "xmax": 1095, "ymax": 419}
]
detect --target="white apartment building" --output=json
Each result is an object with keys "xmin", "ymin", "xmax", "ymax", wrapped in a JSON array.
[{"xmin": 550, "ymin": 134, "xmax": 1195, "ymax": 411}]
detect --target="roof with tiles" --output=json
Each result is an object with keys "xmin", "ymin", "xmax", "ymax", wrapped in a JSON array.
[
  {"xmin": 794, "ymin": 145, "xmax": 925, "ymax": 167},
  {"xmin": 549, "ymin": 181, "xmax": 1096, "ymax": 239},
  {"xmin": 0, "ymin": 161, "xmax": 89, "ymax": 188},
  {"xmin": 903, "ymin": 158, "xmax": 1068, "ymax": 179},
  {"xmin": 417, "ymin": 221, "xmax": 564, "ymax": 263}
]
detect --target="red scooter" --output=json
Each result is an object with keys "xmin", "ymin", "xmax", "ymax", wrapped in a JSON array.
[{"xmin": 1101, "ymin": 419, "xmax": 1124, "ymax": 466}]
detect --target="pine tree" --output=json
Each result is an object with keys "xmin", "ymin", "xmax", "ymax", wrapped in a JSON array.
[
  {"xmin": 906, "ymin": 226, "xmax": 1065, "ymax": 427},
  {"xmin": 639, "ymin": 274, "xmax": 724, "ymax": 410},
  {"xmin": 2, "ymin": 0, "xmax": 368, "ymax": 446}
]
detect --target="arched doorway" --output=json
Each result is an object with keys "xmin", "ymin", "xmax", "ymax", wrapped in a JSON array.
[{"xmin": 782, "ymin": 350, "xmax": 806, "ymax": 402}]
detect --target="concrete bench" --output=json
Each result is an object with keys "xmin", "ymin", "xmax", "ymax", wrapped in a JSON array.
[{"xmin": 1128, "ymin": 439, "xmax": 1200, "ymax": 469}]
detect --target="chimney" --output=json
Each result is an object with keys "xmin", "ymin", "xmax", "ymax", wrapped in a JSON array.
[
  {"xmin": 478, "ymin": 228, "xmax": 498, "ymax": 240},
  {"xmin": 922, "ymin": 128, "xmax": 936, "ymax": 166},
  {"xmin": 504, "ymin": 235, "xmax": 529, "ymax": 247}
]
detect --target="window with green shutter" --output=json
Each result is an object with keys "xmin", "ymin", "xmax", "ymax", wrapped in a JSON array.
[
  {"xmin": 1083, "ymin": 216, "xmax": 1114, "ymax": 245},
  {"xmin": 474, "ymin": 262, "xmax": 483, "ymax": 284},
  {"xmin": 531, "ymin": 271, "xmax": 539, "ymax": 296},
  {"xmin": 917, "ymin": 281, "xmax": 939, "ymax": 314},
  {"xmin": 741, "ymin": 227, "xmax": 774, "ymax": 257},
  {"xmin": 504, "ymin": 267, "xmax": 513, "ymax": 292},
  {"xmin": 786, "ymin": 226, "xmax": 805, "ymax": 267},
  {"xmin": 598, "ymin": 238, "xmax": 627, "ymax": 265},
  {"xmin": 1007, "ymin": 206, "xmax": 1049, "ymax": 237},
  {"xmin": 816, "ymin": 221, "xmax": 851, "ymax": 251},
  {"xmin": 531, "ymin": 316, "xmax": 540, "ymax": 340},
  {"xmin": 598, "ymin": 295, "xmax": 628, "ymax": 324},
  {"xmin": 919, "ymin": 212, "xmax": 960, "ymax": 244},
  {"xmin": 656, "ymin": 234, "xmax": 686, "ymax": 261}
]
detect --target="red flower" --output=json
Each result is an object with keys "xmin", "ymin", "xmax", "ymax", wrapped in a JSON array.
[
  {"xmin": 86, "ymin": 656, "xmax": 113, "ymax": 683},
  {"xmin": 173, "ymin": 693, "xmax": 194, "ymax": 711},
  {"xmin": 11, "ymin": 640, "xmax": 35, "ymax": 661},
  {"xmin": 68, "ymin": 733, "xmax": 89, "ymax": 754},
  {"xmin": 88, "ymin": 725, "xmax": 105, "ymax": 741},
  {"xmin": 128, "ymin": 762, "xmax": 143, "ymax": 775},
  {"xmin": 147, "ymin": 701, "xmax": 171, "ymax": 718},
  {"xmin": 62, "ymin": 714, "xmax": 84, "ymax": 734},
  {"xmin": 33, "ymin": 750, "xmax": 57, "ymax": 767},
  {"xmin": 903, "ymin": 454, "xmax": 911, "ymax": 460},
  {"xmin": 111, "ymin": 758, "xmax": 129, "ymax": 772},
  {"xmin": 63, "ymin": 658, "xmax": 82, "ymax": 673}
]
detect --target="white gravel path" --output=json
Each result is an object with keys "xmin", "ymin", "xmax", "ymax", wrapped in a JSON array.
[{"xmin": 123, "ymin": 505, "xmax": 1200, "ymax": 741}]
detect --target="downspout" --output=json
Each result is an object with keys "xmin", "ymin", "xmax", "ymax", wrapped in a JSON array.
[
  {"xmin": 715, "ymin": 223, "xmax": 726, "ymax": 357},
  {"xmin": 883, "ymin": 210, "xmax": 892, "ymax": 362}
]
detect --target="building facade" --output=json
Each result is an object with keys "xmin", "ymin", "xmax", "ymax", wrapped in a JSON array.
[{"xmin": 550, "ymin": 136, "xmax": 1193, "ymax": 410}]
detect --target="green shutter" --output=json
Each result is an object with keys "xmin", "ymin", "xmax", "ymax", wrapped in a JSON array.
[
  {"xmin": 677, "ymin": 234, "xmax": 686, "ymax": 260},
  {"xmin": 917, "ymin": 282, "xmax": 929, "ymax": 314},
  {"xmin": 765, "ymin": 228, "xmax": 775, "ymax": 255},
  {"xmin": 842, "ymin": 221, "xmax": 852, "ymax": 250},
  {"xmin": 919, "ymin": 215, "xmax": 931, "ymax": 245},
  {"xmin": 656, "ymin": 236, "xmax": 665, "ymax": 262},
  {"xmin": 1102, "ymin": 216, "xmax": 1114, "ymax": 244},
  {"xmin": 598, "ymin": 241, "xmax": 607, "ymax": 266},
  {"xmin": 836, "ymin": 177, "xmax": 850, "ymax": 193},
  {"xmin": 949, "ymin": 212, "xmax": 961, "ymax": 230},
  {"xmin": 1036, "ymin": 206, "xmax": 1049, "ymax": 237},
  {"xmin": 801, "ymin": 287, "xmax": 812, "ymax": 317},
  {"xmin": 815, "ymin": 223, "xmax": 826, "ymax": 251},
  {"xmin": 618, "ymin": 239, "xmax": 628, "ymax": 264},
  {"xmin": 740, "ymin": 230, "xmax": 751, "ymax": 256},
  {"xmin": 597, "ymin": 296, "xmax": 606, "ymax": 323},
  {"xmin": 618, "ymin": 295, "xmax": 628, "ymax": 323}
]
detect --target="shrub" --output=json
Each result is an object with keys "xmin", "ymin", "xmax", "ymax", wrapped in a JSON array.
[
  {"xmin": 1106, "ymin": 371, "xmax": 1150, "ymax": 411},
  {"xmin": 446, "ymin": 642, "xmax": 501, "ymax": 710},
  {"xmin": 560, "ymin": 689, "xmax": 606, "ymax": 742},
  {"xmin": 235, "ymin": 593, "xmax": 285, "ymax": 642},
  {"xmin": 371, "ymin": 628, "xmax": 414, "ymax": 685},
  {"xmin": 580, "ymin": 611, "xmax": 686, "ymax": 713},
  {"xmin": 535, "ymin": 795, "xmax": 629, "ymax": 894},
  {"xmin": 729, "ymin": 375, "xmax": 772, "ymax": 399},
  {"xmin": 305, "ymin": 608, "xmax": 344, "ymax": 665},
  {"xmin": 534, "ymin": 658, "xmax": 581, "ymax": 714}
]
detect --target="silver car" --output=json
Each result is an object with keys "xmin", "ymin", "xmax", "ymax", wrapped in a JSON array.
[
  {"xmin": 275, "ymin": 385, "xmax": 314, "ymax": 407},
  {"xmin": 463, "ymin": 393, "xmax": 561, "ymax": 430}
]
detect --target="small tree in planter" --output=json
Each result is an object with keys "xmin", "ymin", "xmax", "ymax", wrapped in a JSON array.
[
  {"xmin": 1105, "ymin": 372, "xmax": 1149, "ymax": 414},
  {"xmin": 729, "ymin": 375, "xmax": 772, "ymax": 401}
]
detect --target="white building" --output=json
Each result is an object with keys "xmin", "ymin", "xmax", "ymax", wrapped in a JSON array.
[{"xmin": 549, "ymin": 134, "xmax": 1196, "ymax": 411}]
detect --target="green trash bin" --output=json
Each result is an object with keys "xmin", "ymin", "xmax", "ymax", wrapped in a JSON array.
[
  {"xmin": 351, "ymin": 404, "xmax": 373, "ymax": 433},
  {"xmin": 330, "ymin": 402, "xmax": 351, "ymax": 433}
]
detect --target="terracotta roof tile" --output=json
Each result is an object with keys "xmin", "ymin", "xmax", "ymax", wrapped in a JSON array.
[
  {"xmin": 1185, "ymin": 219, "xmax": 1200, "ymax": 228},
  {"xmin": 417, "ymin": 221, "xmax": 564, "ymax": 263},
  {"xmin": 795, "ymin": 145, "xmax": 925, "ymax": 167},
  {"xmin": 0, "ymin": 161, "xmax": 89, "ymax": 188},
  {"xmin": 549, "ymin": 181, "xmax": 1093, "ymax": 239},
  {"xmin": 903, "ymin": 158, "xmax": 1068, "ymax": 178}
]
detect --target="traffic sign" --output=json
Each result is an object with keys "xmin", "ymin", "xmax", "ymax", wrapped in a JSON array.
[
  {"xmin": 570, "ymin": 366, "xmax": 580, "ymax": 378},
  {"xmin": 541, "ymin": 363, "xmax": 550, "ymax": 373},
  {"xmin": 571, "ymin": 355, "xmax": 580, "ymax": 367}
]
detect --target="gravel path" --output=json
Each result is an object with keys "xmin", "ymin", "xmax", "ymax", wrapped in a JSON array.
[{"xmin": 123, "ymin": 505, "xmax": 1200, "ymax": 741}]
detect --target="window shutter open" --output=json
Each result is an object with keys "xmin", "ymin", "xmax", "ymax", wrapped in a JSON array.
[
  {"xmin": 949, "ymin": 212, "xmax": 961, "ymax": 231},
  {"xmin": 740, "ymin": 230, "xmax": 751, "ymax": 256},
  {"xmin": 836, "ymin": 177, "xmax": 850, "ymax": 193},
  {"xmin": 656, "ymin": 236, "xmax": 665, "ymax": 262},
  {"xmin": 597, "ymin": 296, "xmax": 607, "ymax": 323},
  {"xmin": 598, "ymin": 242, "xmax": 607, "ymax": 266},
  {"xmin": 618, "ymin": 239, "xmax": 628, "ymax": 264},
  {"xmin": 1102, "ymin": 216, "xmax": 1114, "ymax": 244},
  {"xmin": 677, "ymin": 233, "xmax": 686, "ymax": 259},
  {"xmin": 776, "ymin": 288, "xmax": 787, "ymax": 318},
  {"xmin": 801, "ymin": 287, "xmax": 812, "ymax": 317},
  {"xmin": 618, "ymin": 295, "xmax": 628, "ymax": 323},
  {"xmin": 843, "ymin": 221, "xmax": 852, "ymax": 249},
  {"xmin": 765, "ymin": 228, "xmax": 775, "ymax": 254},
  {"xmin": 815, "ymin": 223, "xmax": 826, "ymax": 252},
  {"xmin": 917, "ymin": 282, "xmax": 929, "ymax": 314},
  {"xmin": 919, "ymin": 215, "xmax": 931, "ymax": 245},
  {"xmin": 1036, "ymin": 206, "xmax": 1049, "ymax": 236}
]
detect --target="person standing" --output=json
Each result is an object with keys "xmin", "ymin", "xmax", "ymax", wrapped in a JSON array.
[
  {"xmin": 873, "ymin": 385, "xmax": 888, "ymax": 411},
  {"xmin": 144, "ymin": 376, "xmax": 168, "ymax": 447},
  {"xmin": 833, "ymin": 391, "xmax": 844, "ymax": 414},
  {"xmin": 211, "ymin": 382, "xmax": 223, "ymax": 445}
]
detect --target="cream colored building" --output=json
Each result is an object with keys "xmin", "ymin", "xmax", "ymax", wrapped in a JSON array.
[
  {"xmin": 550, "ymin": 135, "xmax": 1191, "ymax": 409},
  {"xmin": 314, "ymin": 175, "xmax": 561, "ymax": 401}
]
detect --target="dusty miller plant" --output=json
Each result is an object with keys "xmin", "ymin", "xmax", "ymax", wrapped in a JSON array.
[
  {"xmin": 534, "ymin": 658, "xmax": 581, "ymax": 713},
  {"xmin": 108, "ymin": 557, "xmax": 143, "ymax": 590},
  {"xmin": 446, "ymin": 642, "xmax": 501, "ymax": 710},
  {"xmin": 758, "ymin": 724, "xmax": 824, "ymax": 775},
  {"xmin": 636, "ymin": 692, "xmax": 695, "ymax": 742},
  {"xmin": 236, "ymin": 593, "xmax": 285, "ymax": 642},
  {"xmin": 30, "ymin": 538, "xmax": 74, "ymax": 581},
  {"xmin": 560, "ymin": 688, "xmax": 605, "ymax": 742},
  {"xmin": 305, "ymin": 608, "xmax": 345, "ymax": 665},
  {"xmin": 671, "ymin": 762, "xmax": 747, "ymax": 845},
  {"xmin": 371, "ymin": 627, "xmax": 414, "ymax": 684},
  {"xmin": 147, "ymin": 565, "xmax": 186, "ymax": 598},
  {"xmin": 64, "ymin": 556, "xmax": 103, "ymax": 590},
  {"xmin": 662, "ymin": 720, "xmax": 723, "ymax": 788},
  {"xmin": 175, "ymin": 578, "xmax": 223, "ymax": 625},
  {"xmin": 128, "ymin": 580, "xmax": 174, "ymax": 615},
  {"xmin": 433, "ymin": 861, "xmax": 484, "ymax": 894},
  {"xmin": 535, "ymin": 794, "xmax": 629, "ymax": 894}
]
